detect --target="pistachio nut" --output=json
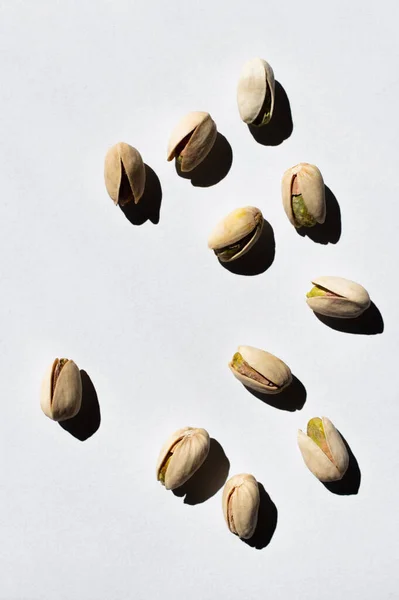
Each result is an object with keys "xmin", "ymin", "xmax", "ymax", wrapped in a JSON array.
[
  {"xmin": 298, "ymin": 417, "xmax": 349, "ymax": 482},
  {"xmin": 237, "ymin": 58, "xmax": 275, "ymax": 126},
  {"xmin": 229, "ymin": 345, "xmax": 292, "ymax": 394},
  {"xmin": 282, "ymin": 163, "xmax": 326, "ymax": 228},
  {"xmin": 40, "ymin": 358, "xmax": 82, "ymax": 422},
  {"xmin": 167, "ymin": 111, "xmax": 217, "ymax": 172},
  {"xmin": 156, "ymin": 427, "xmax": 210, "ymax": 491},
  {"xmin": 222, "ymin": 474, "xmax": 260, "ymax": 539},
  {"xmin": 306, "ymin": 276, "xmax": 371, "ymax": 318},
  {"xmin": 208, "ymin": 207, "xmax": 264, "ymax": 262},
  {"xmin": 104, "ymin": 142, "xmax": 146, "ymax": 206}
]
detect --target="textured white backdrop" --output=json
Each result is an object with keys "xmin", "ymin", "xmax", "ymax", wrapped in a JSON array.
[{"xmin": 0, "ymin": 1, "xmax": 398, "ymax": 598}]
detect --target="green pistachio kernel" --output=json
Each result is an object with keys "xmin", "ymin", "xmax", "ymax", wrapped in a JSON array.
[
  {"xmin": 292, "ymin": 194, "xmax": 316, "ymax": 228},
  {"xmin": 306, "ymin": 285, "xmax": 329, "ymax": 299},
  {"xmin": 252, "ymin": 85, "xmax": 272, "ymax": 127},
  {"xmin": 307, "ymin": 418, "xmax": 333, "ymax": 461}
]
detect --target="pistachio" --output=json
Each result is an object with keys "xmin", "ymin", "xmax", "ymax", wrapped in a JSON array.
[
  {"xmin": 298, "ymin": 417, "xmax": 349, "ymax": 482},
  {"xmin": 167, "ymin": 112, "xmax": 217, "ymax": 172},
  {"xmin": 40, "ymin": 358, "xmax": 82, "ymax": 422},
  {"xmin": 306, "ymin": 276, "xmax": 370, "ymax": 318},
  {"xmin": 156, "ymin": 427, "xmax": 210, "ymax": 491},
  {"xmin": 282, "ymin": 163, "xmax": 325, "ymax": 228},
  {"xmin": 104, "ymin": 142, "xmax": 146, "ymax": 206},
  {"xmin": 237, "ymin": 58, "xmax": 275, "ymax": 126},
  {"xmin": 229, "ymin": 345, "xmax": 292, "ymax": 394},
  {"xmin": 222, "ymin": 474, "xmax": 260, "ymax": 539},
  {"xmin": 208, "ymin": 207, "xmax": 264, "ymax": 262}
]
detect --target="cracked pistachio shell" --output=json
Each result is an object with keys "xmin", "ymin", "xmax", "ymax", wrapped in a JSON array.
[
  {"xmin": 237, "ymin": 58, "xmax": 275, "ymax": 125},
  {"xmin": 104, "ymin": 142, "xmax": 146, "ymax": 206},
  {"xmin": 207, "ymin": 207, "xmax": 264, "ymax": 262},
  {"xmin": 229, "ymin": 345, "xmax": 292, "ymax": 394},
  {"xmin": 306, "ymin": 276, "xmax": 371, "ymax": 318},
  {"xmin": 222, "ymin": 474, "xmax": 260, "ymax": 539},
  {"xmin": 298, "ymin": 417, "xmax": 349, "ymax": 482},
  {"xmin": 167, "ymin": 111, "xmax": 217, "ymax": 172},
  {"xmin": 282, "ymin": 163, "xmax": 326, "ymax": 228},
  {"xmin": 40, "ymin": 358, "xmax": 82, "ymax": 422},
  {"xmin": 156, "ymin": 427, "xmax": 210, "ymax": 491}
]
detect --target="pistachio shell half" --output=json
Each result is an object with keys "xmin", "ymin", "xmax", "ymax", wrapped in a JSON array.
[
  {"xmin": 298, "ymin": 417, "xmax": 349, "ymax": 482},
  {"xmin": 40, "ymin": 358, "xmax": 82, "ymax": 422},
  {"xmin": 222, "ymin": 474, "xmax": 260, "ymax": 539},
  {"xmin": 306, "ymin": 276, "xmax": 371, "ymax": 318},
  {"xmin": 237, "ymin": 58, "xmax": 275, "ymax": 126},
  {"xmin": 208, "ymin": 207, "xmax": 264, "ymax": 262},
  {"xmin": 156, "ymin": 427, "xmax": 210, "ymax": 491},
  {"xmin": 282, "ymin": 163, "xmax": 326, "ymax": 228},
  {"xmin": 167, "ymin": 111, "xmax": 217, "ymax": 172},
  {"xmin": 229, "ymin": 345, "xmax": 292, "ymax": 394},
  {"xmin": 104, "ymin": 142, "xmax": 146, "ymax": 206}
]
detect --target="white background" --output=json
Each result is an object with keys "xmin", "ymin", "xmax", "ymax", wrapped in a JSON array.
[{"xmin": 0, "ymin": 1, "xmax": 398, "ymax": 598}]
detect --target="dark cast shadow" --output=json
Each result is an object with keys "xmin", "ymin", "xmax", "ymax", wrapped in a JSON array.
[
  {"xmin": 243, "ymin": 483, "xmax": 278, "ymax": 549},
  {"xmin": 297, "ymin": 185, "xmax": 341, "ymax": 244},
  {"xmin": 218, "ymin": 219, "xmax": 275, "ymax": 276},
  {"xmin": 59, "ymin": 370, "xmax": 101, "ymax": 441},
  {"xmin": 323, "ymin": 433, "xmax": 361, "ymax": 496},
  {"xmin": 315, "ymin": 301, "xmax": 384, "ymax": 335},
  {"xmin": 244, "ymin": 375, "xmax": 306, "ymax": 412},
  {"xmin": 175, "ymin": 132, "xmax": 233, "ymax": 187},
  {"xmin": 248, "ymin": 81, "xmax": 293, "ymax": 146},
  {"xmin": 172, "ymin": 438, "xmax": 230, "ymax": 505},
  {"xmin": 120, "ymin": 164, "xmax": 162, "ymax": 225}
]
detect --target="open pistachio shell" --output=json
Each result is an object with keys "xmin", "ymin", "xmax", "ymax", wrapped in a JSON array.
[
  {"xmin": 298, "ymin": 417, "xmax": 349, "ymax": 482},
  {"xmin": 237, "ymin": 58, "xmax": 275, "ymax": 126},
  {"xmin": 306, "ymin": 276, "xmax": 371, "ymax": 318},
  {"xmin": 229, "ymin": 345, "xmax": 292, "ymax": 394},
  {"xmin": 156, "ymin": 427, "xmax": 210, "ymax": 491},
  {"xmin": 40, "ymin": 358, "xmax": 82, "ymax": 422},
  {"xmin": 222, "ymin": 473, "xmax": 260, "ymax": 539},
  {"xmin": 104, "ymin": 142, "xmax": 146, "ymax": 206},
  {"xmin": 208, "ymin": 207, "xmax": 264, "ymax": 262},
  {"xmin": 167, "ymin": 111, "xmax": 217, "ymax": 172},
  {"xmin": 282, "ymin": 163, "xmax": 326, "ymax": 228}
]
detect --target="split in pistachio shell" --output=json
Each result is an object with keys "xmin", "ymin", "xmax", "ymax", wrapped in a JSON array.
[
  {"xmin": 222, "ymin": 474, "xmax": 260, "ymax": 539},
  {"xmin": 306, "ymin": 276, "xmax": 371, "ymax": 318},
  {"xmin": 281, "ymin": 163, "xmax": 326, "ymax": 228},
  {"xmin": 40, "ymin": 358, "xmax": 82, "ymax": 422},
  {"xmin": 208, "ymin": 207, "xmax": 264, "ymax": 262},
  {"xmin": 237, "ymin": 58, "xmax": 275, "ymax": 126},
  {"xmin": 167, "ymin": 112, "xmax": 217, "ymax": 172},
  {"xmin": 156, "ymin": 427, "xmax": 210, "ymax": 491},
  {"xmin": 104, "ymin": 142, "xmax": 146, "ymax": 206},
  {"xmin": 229, "ymin": 345, "xmax": 292, "ymax": 395},
  {"xmin": 298, "ymin": 417, "xmax": 349, "ymax": 482}
]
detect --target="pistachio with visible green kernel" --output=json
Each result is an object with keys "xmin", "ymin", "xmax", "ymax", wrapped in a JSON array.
[
  {"xmin": 222, "ymin": 474, "xmax": 260, "ymax": 539},
  {"xmin": 237, "ymin": 58, "xmax": 275, "ymax": 126},
  {"xmin": 229, "ymin": 345, "xmax": 292, "ymax": 394},
  {"xmin": 282, "ymin": 163, "xmax": 325, "ymax": 228},
  {"xmin": 306, "ymin": 276, "xmax": 371, "ymax": 318},
  {"xmin": 298, "ymin": 417, "xmax": 349, "ymax": 482},
  {"xmin": 156, "ymin": 427, "xmax": 210, "ymax": 491},
  {"xmin": 167, "ymin": 112, "xmax": 217, "ymax": 172},
  {"xmin": 208, "ymin": 207, "xmax": 264, "ymax": 262},
  {"xmin": 104, "ymin": 142, "xmax": 146, "ymax": 206},
  {"xmin": 40, "ymin": 358, "xmax": 82, "ymax": 422}
]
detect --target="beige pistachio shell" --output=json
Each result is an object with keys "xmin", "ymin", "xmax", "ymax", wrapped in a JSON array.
[
  {"xmin": 282, "ymin": 163, "xmax": 326, "ymax": 228},
  {"xmin": 40, "ymin": 359, "xmax": 82, "ymax": 422},
  {"xmin": 222, "ymin": 474, "xmax": 260, "ymax": 539},
  {"xmin": 156, "ymin": 427, "xmax": 210, "ymax": 491},
  {"xmin": 306, "ymin": 276, "xmax": 371, "ymax": 318},
  {"xmin": 104, "ymin": 142, "xmax": 146, "ymax": 206},
  {"xmin": 237, "ymin": 58, "xmax": 275, "ymax": 125},
  {"xmin": 167, "ymin": 111, "xmax": 217, "ymax": 172},
  {"xmin": 229, "ymin": 345, "xmax": 292, "ymax": 394},
  {"xmin": 298, "ymin": 417, "xmax": 349, "ymax": 482},
  {"xmin": 207, "ymin": 207, "xmax": 264, "ymax": 262}
]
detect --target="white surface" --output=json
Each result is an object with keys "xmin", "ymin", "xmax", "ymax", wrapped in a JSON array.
[{"xmin": 0, "ymin": 1, "xmax": 398, "ymax": 598}]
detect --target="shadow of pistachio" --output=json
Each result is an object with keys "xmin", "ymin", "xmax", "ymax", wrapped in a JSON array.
[
  {"xmin": 314, "ymin": 301, "xmax": 384, "ymax": 335},
  {"xmin": 248, "ymin": 81, "xmax": 293, "ymax": 146},
  {"xmin": 297, "ymin": 185, "xmax": 341, "ymax": 245},
  {"xmin": 59, "ymin": 370, "xmax": 101, "ymax": 441},
  {"xmin": 244, "ymin": 375, "xmax": 307, "ymax": 412},
  {"xmin": 243, "ymin": 483, "xmax": 278, "ymax": 550},
  {"xmin": 175, "ymin": 132, "xmax": 233, "ymax": 187},
  {"xmin": 323, "ymin": 433, "xmax": 361, "ymax": 496},
  {"xmin": 218, "ymin": 219, "xmax": 275, "ymax": 276},
  {"xmin": 120, "ymin": 164, "xmax": 162, "ymax": 225},
  {"xmin": 172, "ymin": 438, "xmax": 230, "ymax": 505}
]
